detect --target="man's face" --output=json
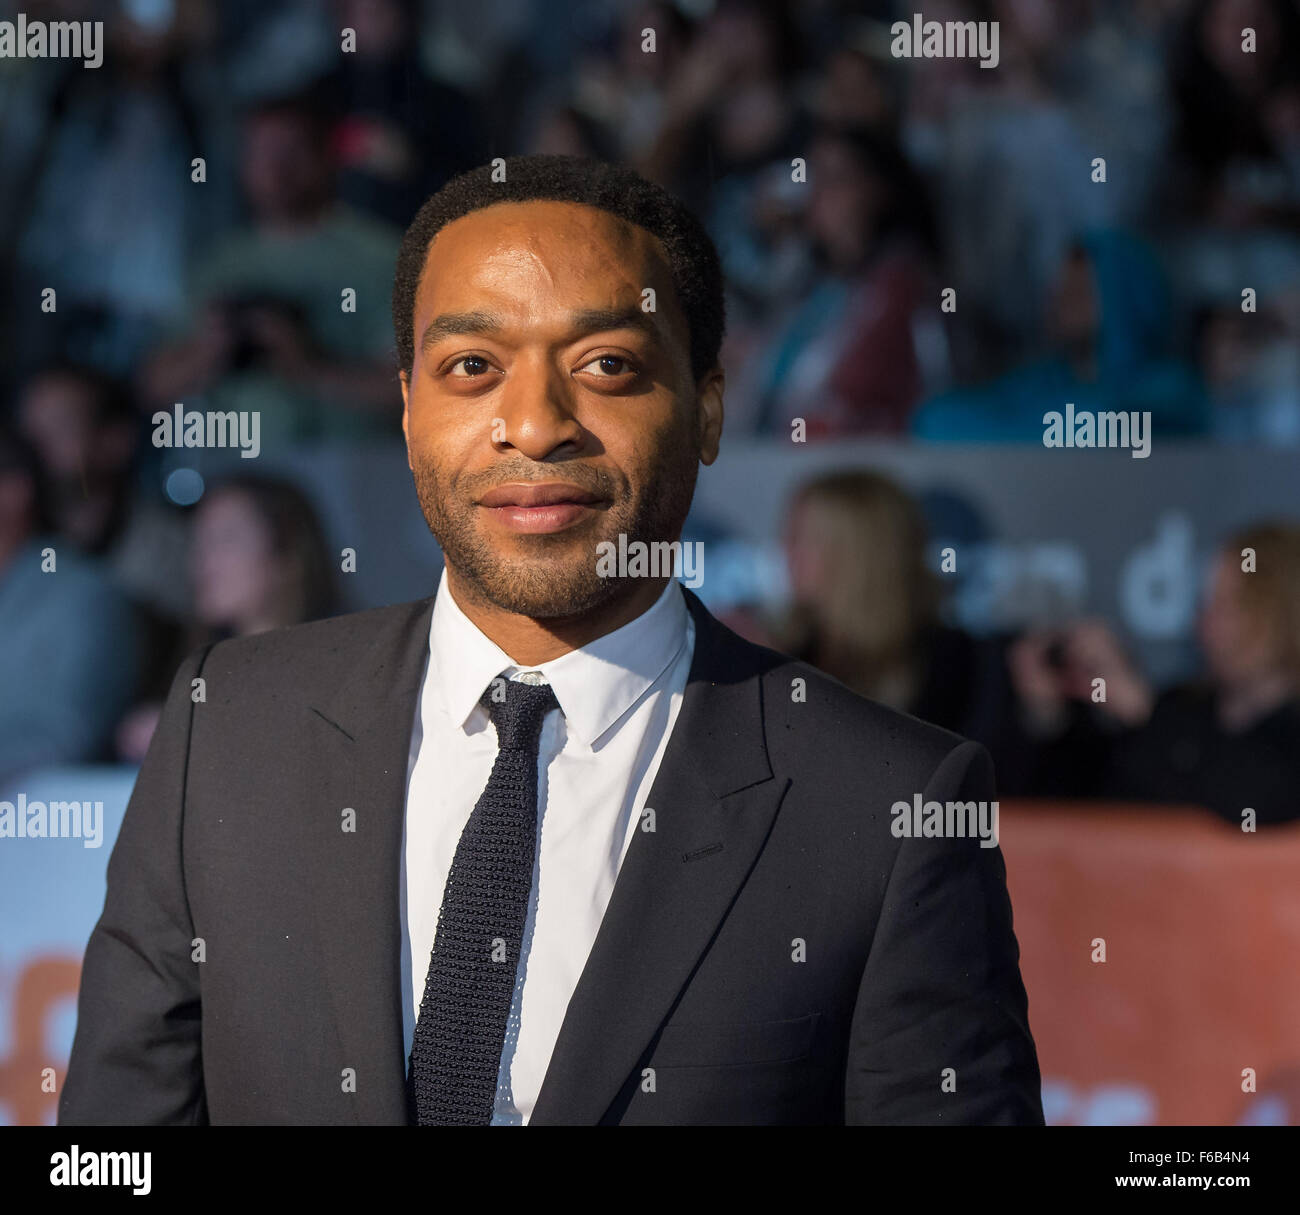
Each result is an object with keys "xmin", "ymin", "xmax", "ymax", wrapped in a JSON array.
[{"xmin": 401, "ymin": 200, "xmax": 723, "ymax": 619}]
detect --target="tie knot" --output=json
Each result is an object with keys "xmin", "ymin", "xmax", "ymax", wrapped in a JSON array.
[{"xmin": 479, "ymin": 677, "xmax": 559, "ymax": 750}]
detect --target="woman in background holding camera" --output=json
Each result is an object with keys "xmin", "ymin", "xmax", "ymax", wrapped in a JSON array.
[{"xmin": 1010, "ymin": 521, "xmax": 1300, "ymax": 825}]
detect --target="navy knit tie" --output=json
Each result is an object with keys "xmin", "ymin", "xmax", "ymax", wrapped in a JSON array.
[{"xmin": 407, "ymin": 676, "xmax": 559, "ymax": 1125}]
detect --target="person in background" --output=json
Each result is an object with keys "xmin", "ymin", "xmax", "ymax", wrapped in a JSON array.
[
  {"xmin": 1010, "ymin": 521, "xmax": 1300, "ymax": 824},
  {"xmin": 16, "ymin": 360, "xmax": 192, "ymax": 708},
  {"xmin": 115, "ymin": 474, "xmax": 335, "ymax": 763},
  {"xmin": 140, "ymin": 93, "xmax": 402, "ymax": 446},
  {"xmin": 756, "ymin": 466, "xmax": 1078, "ymax": 794},
  {"xmin": 1168, "ymin": 0, "xmax": 1300, "ymax": 229},
  {"xmin": 191, "ymin": 474, "xmax": 335, "ymax": 639},
  {"xmin": 15, "ymin": 362, "xmax": 138, "ymax": 557},
  {"xmin": 639, "ymin": 0, "xmax": 809, "ymax": 339},
  {"xmin": 808, "ymin": 26, "xmax": 899, "ymax": 138},
  {"xmin": 5, "ymin": 0, "xmax": 218, "ymax": 382},
  {"xmin": 739, "ymin": 127, "xmax": 940, "ymax": 436},
  {"xmin": 639, "ymin": 0, "xmax": 804, "ymax": 212},
  {"xmin": 0, "ymin": 426, "xmax": 141, "ymax": 789},
  {"xmin": 1196, "ymin": 300, "xmax": 1300, "ymax": 444},
  {"xmin": 564, "ymin": 0, "xmax": 691, "ymax": 165},
  {"xmin": 314, "ymin": 0, "xmax": 481, "ymax": 226},
  {"xmin": 912, "ymin": 229, "xmax": 1208, "ymax": 441},
  {"xmin": 770, "ymin": 469, "xmax": 1010, "ymax": 733}
]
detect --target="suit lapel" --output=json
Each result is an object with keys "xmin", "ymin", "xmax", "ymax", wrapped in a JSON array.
[
  {"xmin": 298, "ymin": 586, "xmax": 785, "ymax": 1126},
  {"xmin": 530, "ymin": 589, "xmax": 788, "ymax": 1125},
  {"xmin": 301, "ymin": 597, "xmax": 434, "ymax": 1125}
]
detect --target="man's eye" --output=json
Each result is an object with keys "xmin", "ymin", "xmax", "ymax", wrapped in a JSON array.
[
  {"xmin": 449, "ymin": 355, "xmax": 492, "ymax": 377},
  {"xmin": 578, "ymin": 354, "xmax": 637, "ymax": 377}
]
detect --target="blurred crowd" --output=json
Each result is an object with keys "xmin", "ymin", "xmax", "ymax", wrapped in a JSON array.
[
  {"xmin": 2, "ymin": 0, "xmax": 1299, "ymax": 439},
  {"xmin": 726, "ymin": 469, "xmax": 1300, "ymax": 826},
  {"xmin": 2, "ymin": 0, "xmax": 1300, "ymax": 822}
]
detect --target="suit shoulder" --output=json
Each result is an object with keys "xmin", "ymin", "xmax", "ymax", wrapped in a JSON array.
[
  {"xmin": 749, "ymin": 644, "xmax": 969, "ymax": 775},
  {"xmin": 191, "ymin": 599, "xmax": 431, "ymax": 689},
  {"xmin": 690, "ymin": 605, "xmax": 967, "ymax": 761}
]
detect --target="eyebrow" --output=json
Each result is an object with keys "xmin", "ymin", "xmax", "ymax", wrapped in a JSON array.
[{"xmin": 419, "ymin": 305, "xmax": 659, "ymax": 354}]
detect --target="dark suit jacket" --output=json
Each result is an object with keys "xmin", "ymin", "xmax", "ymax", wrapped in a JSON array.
[{"xmin": 59, "ymin": 586, "xmax": 1044, "ymax": 1125}]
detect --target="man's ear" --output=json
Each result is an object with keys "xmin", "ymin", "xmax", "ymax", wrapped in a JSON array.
[
  {"xmin": 399, "ymin": 370, "xmax": 413, "ymax": 471},
  {"xmin": 696, "ymin": 366, "xmax": 724, "ymax": 466}
]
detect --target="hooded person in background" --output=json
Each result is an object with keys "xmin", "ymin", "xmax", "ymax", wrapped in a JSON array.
[{"xmin": 912, "ymin": 229, "xmax": 1209, "ymax": 442}]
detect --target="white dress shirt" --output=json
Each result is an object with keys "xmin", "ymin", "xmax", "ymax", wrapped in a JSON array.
[{"xmin": 401, "ymin": 568, "xmax": 695, "ymax": 1124}]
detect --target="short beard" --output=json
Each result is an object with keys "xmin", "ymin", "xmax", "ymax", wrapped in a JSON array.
[{"xmin": 411, "ymin": 429, "xmax": 700, "ymax": 620}]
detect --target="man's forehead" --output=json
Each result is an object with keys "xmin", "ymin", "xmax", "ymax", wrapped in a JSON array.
[
  {"xmin": 418, "ymin": 201, "xmax": 672, "ymax": 294},
  {"xmin": 413, "ymin": 199, "xmax": 689, "ymax": 353}
]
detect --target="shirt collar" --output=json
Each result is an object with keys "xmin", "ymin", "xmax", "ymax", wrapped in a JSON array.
[{"xmin": 428, "ymin": 567, "xmax": 689, "ymax": 748}]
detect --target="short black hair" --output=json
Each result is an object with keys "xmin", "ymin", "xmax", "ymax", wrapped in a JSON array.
[{"xmin": 392, "ymin": 154, "xmax": 725, "ymax": 382}]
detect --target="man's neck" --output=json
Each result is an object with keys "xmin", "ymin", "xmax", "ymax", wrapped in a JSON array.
[{"xmin": 445, "ymin": 571, "xmax": 669, "ymax": 666}]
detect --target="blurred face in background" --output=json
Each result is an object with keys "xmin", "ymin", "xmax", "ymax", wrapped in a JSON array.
[
  {"xmin": 702, "ymin": 0, "xmax": 782, "ymax": 84},
  {"xmin": 783, "ymin": 494, "xmax": 833, "ymax": 605},
  {"xmin": 242, "ymin": 111, "xmax": 334, "ymax": 224},
  {"xmin": 782, "ymin": 478, "xmax": 930, "ymax": 653},
  {"xmin": 1198, "ymin": 550, "xmax": 1281, "ymax": 687},
  {"xmin": 17, "ymin": 373, "xmax": 135, "ymax": 548},
  {"xmin": 1050, "ymin": 247, "xmax": 1099, "ymax": 356},
  {"xmin": 815, "ymin": 49, "xmax": 893, "ymax": 129},
  {"xmin": 191, "ymin": 489, "xmax": 284, "ymax": 634},
  {"xmin": 18, "ymin": 373, "xmax": 127, "ymax": 485},
  {"xmin": 806, "ymin": 136, "xmax": 885, "ymax": 271},
  {"xmin": 1202, "ymin": 0, "xmax": 1277, "ymax": 90},
  {"xmin": 619, "ymin": 2, "xmax": 684, "ymax": 82},
  {"xmin": 337, "ymin": 0, "xmax": 408, "ymax": 60}
]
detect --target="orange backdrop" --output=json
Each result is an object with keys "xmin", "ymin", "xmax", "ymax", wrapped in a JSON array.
[
  {"xmin": 7, "ymin": 803, "xmax": 1298, "ymax": 1125},
  {"xmin": 1001, "ymin": 802, "xmax": 1300, "ymax": 1125}
]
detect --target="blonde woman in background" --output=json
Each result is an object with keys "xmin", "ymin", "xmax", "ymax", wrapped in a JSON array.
[{"xmin": 773, "ymin": 468, "xmax": 1009, "ymax": 742}]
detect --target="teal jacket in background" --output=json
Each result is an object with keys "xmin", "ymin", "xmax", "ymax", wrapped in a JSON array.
[{"xmin": 913, "ymin": 229, "xmax": 1208, "ymax": 441}]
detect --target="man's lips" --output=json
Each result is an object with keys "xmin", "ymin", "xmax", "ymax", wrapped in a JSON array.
[
  {"xmin": 477, "ymin": 482, "xmax": 605, "ymax": 508},
  {"xmin": 476, "ymin": 481, "xmax": 607, "ymax": 534}
]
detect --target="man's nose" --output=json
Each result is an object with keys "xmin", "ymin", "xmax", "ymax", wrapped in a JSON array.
[{"xmin": 492, "ymin": 355, "xmax": 586, "ymax": 460}]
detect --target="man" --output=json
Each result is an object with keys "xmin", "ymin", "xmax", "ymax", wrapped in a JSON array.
[{"xmin": 60, "ymin": 154, "xmax": 1043, "ymax": 1126}]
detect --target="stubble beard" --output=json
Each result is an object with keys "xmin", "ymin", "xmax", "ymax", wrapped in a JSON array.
[{"xmin": 410, "ymin": 433, "xmax": 700, "ymax": 620}]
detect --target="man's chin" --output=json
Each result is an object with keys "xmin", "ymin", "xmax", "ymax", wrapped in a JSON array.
[
  {"xmin": 453, "ymin": 543, "xmax": 622, "ymax": 620},
  {"xmin": 475, "ymin": 576, "xmax": 619, "ymax": 620}
]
